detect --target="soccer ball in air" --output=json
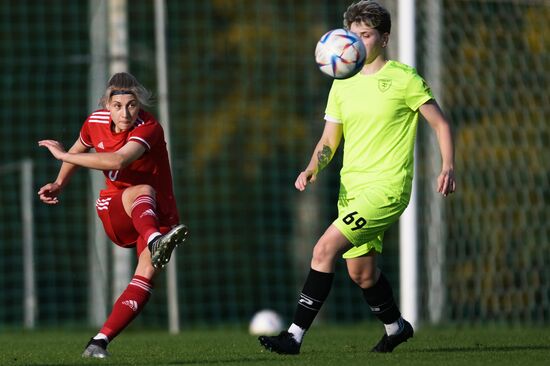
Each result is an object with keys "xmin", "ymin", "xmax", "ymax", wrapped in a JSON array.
[
  {"xmin": 248, "ymin": 309, "xmax": 284, "ymax": 335},
  {"xmin": 315, "ymin": 28, "xmax": 366, "ymax": 79}
]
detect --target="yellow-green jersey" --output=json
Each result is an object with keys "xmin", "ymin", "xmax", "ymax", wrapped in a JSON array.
[{"xmin": 325, "ymin": 60, "xmax": 433, "ymax": 203}]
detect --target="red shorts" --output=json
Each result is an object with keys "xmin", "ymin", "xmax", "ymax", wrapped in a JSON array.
[{"xmin": 96, "ymin": 191, "xmax": 170, "ymax": 255}]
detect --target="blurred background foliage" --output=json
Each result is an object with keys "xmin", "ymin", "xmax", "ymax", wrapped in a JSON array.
[{"xmin": 0, "ymin": 0, "xmax": 549, "ymax": 328}]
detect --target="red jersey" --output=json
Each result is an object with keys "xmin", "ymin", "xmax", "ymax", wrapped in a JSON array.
[{"xmin": 80, "ymin": 109, "xmax": 179, "ymax": 226}]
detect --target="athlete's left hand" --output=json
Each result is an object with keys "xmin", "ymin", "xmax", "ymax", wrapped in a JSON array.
[
  {"xmin": 437, "ymin": 168, "xmax": 456, "ymax": 196},
  {"xmin": 295, "ymin": 169, "xmax": 317, "ymax": 191},
  {"xmin": 38, "ymin": 140, "xmax": 67, "ymax": 161}
]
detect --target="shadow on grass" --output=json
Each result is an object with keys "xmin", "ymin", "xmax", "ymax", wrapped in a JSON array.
[
  {"xmin": 29, "ymin": 359, "xmax": 281, "ymax": 366},
  {"xmin": 412, "ymin": 344, "xmax": 550, "ymax": 353},
  {"xmin": 168, "ymin": 356, "xmax": 283, "ymax": 365}
]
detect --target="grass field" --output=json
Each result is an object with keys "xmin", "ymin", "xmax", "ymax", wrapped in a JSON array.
[{"xmin": 1, "ymin": 323, "xmax": 549, "ymax": 366}]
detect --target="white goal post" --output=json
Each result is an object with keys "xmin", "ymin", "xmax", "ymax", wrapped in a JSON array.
[{"xmin": 398, "ymin": 0, "xmax": 419, "ymax": 329}]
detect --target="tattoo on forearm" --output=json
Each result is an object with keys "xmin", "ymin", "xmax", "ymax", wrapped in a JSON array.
[{"xmin": 317, "ymin": 145, "xmax": 332, "ymax": 171}]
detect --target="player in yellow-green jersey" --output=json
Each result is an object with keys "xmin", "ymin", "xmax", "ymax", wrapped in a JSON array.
[{"xmin": 259, "ymin": 0, "xmax": 455, "ymax": 355}]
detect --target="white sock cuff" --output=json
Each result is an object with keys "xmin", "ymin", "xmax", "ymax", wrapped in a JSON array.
[
  {"xmin": 384, "ymin": 317, "xmax": 404, "ymax": 336},
  {"xmin": 288, "ymin": 323, "xmax": 306, "ymax": 343},
  {"xmin": 93, "ymin": 333, "xmax": 110, "ymax": 343},
  {"xmin": 147, "ymin": 232, "xmax": 162, "ymax": 244}
]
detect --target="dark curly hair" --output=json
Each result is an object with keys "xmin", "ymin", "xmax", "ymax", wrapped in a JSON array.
[{"xmin": 343, "ymin": 0, "xmax": 391, "ymax": 34}]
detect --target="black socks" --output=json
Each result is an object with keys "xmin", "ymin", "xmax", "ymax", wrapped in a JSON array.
[
  {"xmin": 362, "ymin": 272, "xmax": 401, "ymax": 324},
  {"xmin": 292, "ymin": 268, "xmax": 334, "ymax": 330}
]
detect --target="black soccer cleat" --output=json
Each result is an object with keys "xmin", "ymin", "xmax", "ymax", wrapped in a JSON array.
[
  {"xmin": 149, "ymin": 224, "xmax": 189, "ymax": 269},
  {"xmin": 82, "ymin": 338, "xmax": 110, "ymax": 358},
  {"xmin": 371, "ymin": 319, "xmax": 414, "ymax": 353},
  {"xmin": 258, "ymin": 331, "xmax": 301, "ymax": 355}
]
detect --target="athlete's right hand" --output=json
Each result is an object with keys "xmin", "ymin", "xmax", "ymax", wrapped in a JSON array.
[
  {"xmin": 295, "ymin": 169, "xmax": 317, "ymax": 191},
  {"xmin": 38, "ymin": 182, "xmax": 61, "ymax": 205}
]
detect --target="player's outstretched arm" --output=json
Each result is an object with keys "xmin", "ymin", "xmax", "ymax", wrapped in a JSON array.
[
  {"xmin": 38, "ymin": 138, "xmax": 89, "ymax": 204},
  {"xmin": 419, "ymin": 100, "xmax": 456, "ymax": 196},
  {"xmin": 38, "ymin": 139, "xmax": 145, "ymax": 172},
  {"xmin": 295, "ymin": 121, "xmax": 342, "ymax": 191}
]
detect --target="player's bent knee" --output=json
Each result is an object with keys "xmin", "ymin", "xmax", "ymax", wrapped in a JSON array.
[
  {"xmin": 311, "ymin": 242, "xmax": 338, "ymax": 267},
  {"xmin": 348, "ymin": 270, "xmax": 377, "ymax": 288},
  {"xmin": 124, "ymin": 185, "xmax": 157, "ymax": 203},
  {"xmin": 133, "ymin": 184, "xmax": 156, "ymax": 197}
]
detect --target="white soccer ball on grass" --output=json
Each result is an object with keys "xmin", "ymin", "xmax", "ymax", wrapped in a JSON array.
[{"xmin": 248, "ymin": 309, "xmax": 284, "ymax": 335}]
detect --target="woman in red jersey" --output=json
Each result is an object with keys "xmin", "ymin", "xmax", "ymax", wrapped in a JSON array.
[{"xmin": 38, "ymin": 72, "xmax": 188, "ymax": 358}]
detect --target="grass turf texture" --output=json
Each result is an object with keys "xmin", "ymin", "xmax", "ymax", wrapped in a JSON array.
[{"xmin": 1, "ymin": 324, "xmax": 549, "ymax": 366}]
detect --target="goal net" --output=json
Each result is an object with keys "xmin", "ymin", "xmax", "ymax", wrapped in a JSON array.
[{"xmin": 0, "ymin": 0, "xmax": 548, "ymax": 329}]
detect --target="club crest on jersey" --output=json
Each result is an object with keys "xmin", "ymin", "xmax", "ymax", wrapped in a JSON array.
[{"xmin": 378, "ymin": 79, "xmax": 392, "ymax": 92}]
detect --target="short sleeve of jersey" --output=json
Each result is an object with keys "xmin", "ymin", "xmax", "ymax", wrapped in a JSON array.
[
  {"xmin": 129, "ymin": 115, "xmax": 164, "ymax": 151},
  {"xmin": 79, "ymin": 118, "xmax": 93, "ymax": 148},
  {"xmin": 324, "ymin": 81, "xmax": 343, "ymax": 123},
  {"xmin": 405, "ymin": 72, "xmax": 434, "ymax": 111}
]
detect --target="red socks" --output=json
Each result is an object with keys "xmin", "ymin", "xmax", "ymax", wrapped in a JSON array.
[
  {"xmin": 100, "ymin": 275, "xmax": 153, "ymax": 340},
  {"xmin": 131, "ymin": 195, "xmax": 160, "ymax": 241},
  {"xmin": 100, "ymin": 196, "xmax": 158, "ymax": 341}
]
